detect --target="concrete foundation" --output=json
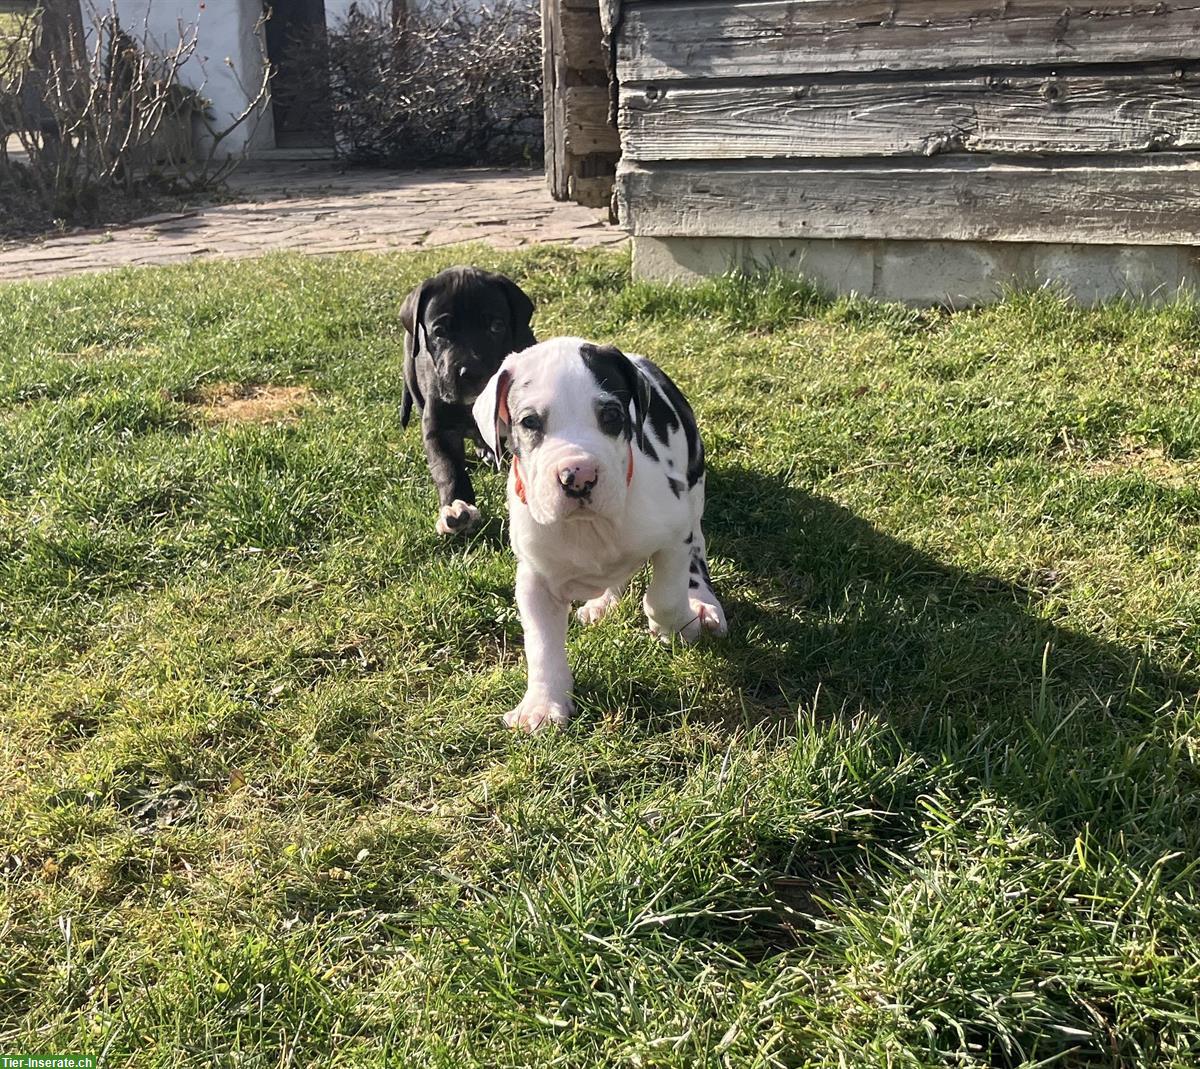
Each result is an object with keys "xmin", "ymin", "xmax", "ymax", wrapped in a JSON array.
[{"xmin": 632, "ymin": 236, "xmax": 1200, "ymax": 307}]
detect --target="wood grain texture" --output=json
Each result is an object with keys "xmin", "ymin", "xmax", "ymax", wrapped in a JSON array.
[
  {"xmin": 617, "ymin": 0, "xmax": 1200, "ymax": 81},
  {"xmin": 561, "ymin": 5, "xmax": 607, "ymax": 71},
  {"xmin": 597, "ymin": 0, "xmax": 621, "ymax": 35},
  {"xmin": 569, "ymin": 173, "xmax": 618, "ymax": 207},
  {"xmin": 616, "ymin": 156, "xmax": 1200, "ymax": 244},
  {"xmin": 620, "ymin": 71, "xmax": 1200, "ymax": 158},
  {"xmin": 543, "ymin": 0, "xmax": 617, "ymax": 206},
  {"xmin": 542, "ymin": 0, "xmax": 568, "ymax": 198},
  {"xmin": 567, "ymin": 86, "xmax": 621, "ymax": 154}
]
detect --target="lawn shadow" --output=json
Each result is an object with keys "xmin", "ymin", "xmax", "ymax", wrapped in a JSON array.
[
  {"xmin": 625, "ymin": 463, "xmax": 1200, "ymax": 1039},
  {"xmin": 700, "ymin": 464, "xmax": 1199, "ymax": 839}
]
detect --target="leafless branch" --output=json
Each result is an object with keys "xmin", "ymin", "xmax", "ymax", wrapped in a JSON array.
[{"xmin": 0, "ymin": 0, "xmax": 270, "ymax": 230}]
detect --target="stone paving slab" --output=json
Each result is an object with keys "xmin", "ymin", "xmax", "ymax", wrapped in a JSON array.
[{"xmin": 0, "ymin": 163, "xmax": 626, "ymax": 282}]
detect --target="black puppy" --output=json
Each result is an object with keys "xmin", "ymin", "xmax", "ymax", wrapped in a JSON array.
[{"xmin": 400, "ymin": 266, "xmax": 536, "ymax": 534}]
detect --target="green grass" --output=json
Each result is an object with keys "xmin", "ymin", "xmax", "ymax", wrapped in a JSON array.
[{"xmin": 2, "ymin": 245, "xmax": 1199, "ymax": 1067}]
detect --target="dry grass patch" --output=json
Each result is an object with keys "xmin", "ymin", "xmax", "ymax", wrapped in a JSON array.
[
  {"xmin": 188, "ymin": 383, "xmax": 316, "ymax": 425},
  {"xmin": 1088, "ymin": 439, "xmax": 1200, "ymax": 487}
]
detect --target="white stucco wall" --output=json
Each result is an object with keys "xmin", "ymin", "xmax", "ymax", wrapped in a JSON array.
[
  {"xmin": 111, "ymin": 0, "xmax": 274, "ymax": 156},
  {"xmin": 321, "ymin": 0, "xmax": 361, "ymax": 26}
]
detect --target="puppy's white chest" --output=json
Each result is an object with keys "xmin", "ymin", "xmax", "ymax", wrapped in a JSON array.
[{"xmin": 515, "ymin": 512, "xmax": 644, "ymax": 600}]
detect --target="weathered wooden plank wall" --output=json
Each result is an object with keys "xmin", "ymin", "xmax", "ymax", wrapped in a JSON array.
[
  {"xmin": 618, "ymin": 0, "xmax": 1200, "ymax": 80},
  {"xmin": 618, "ymin": 155, "xmax": 1200, "ymax": 244},
  {"xmin": 614, "ymin": 0, "xmax": 1200, "ymax": 245},
  {"xmin": 543, "ymin": 0, "xmax": 619, "ymax": 208},
  {"xmin": 621, "ymin": 70, "xmax": 1200, "ymax": 159}
]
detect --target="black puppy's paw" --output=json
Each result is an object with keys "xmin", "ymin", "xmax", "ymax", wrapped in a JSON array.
[{"xmin": 436, "ymin": 500, "xmax": 482, "ymax": 536}]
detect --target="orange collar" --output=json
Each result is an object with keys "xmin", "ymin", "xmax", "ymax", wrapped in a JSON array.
[
  {"xmin": 512, "ymin": 444, "xmax": 633, "ymax": 506},
  {"xmin": 513, "ymin": 455, "xmax": 527, "ymax": 504}
]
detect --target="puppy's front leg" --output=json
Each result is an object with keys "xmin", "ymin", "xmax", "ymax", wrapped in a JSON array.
[
  {"xmin": 644, "ymin": 543, "xmax": 703, "ymax": 644},
  {"xmin": 506, "ymin": 562, "xmax": 574, "ymax": 733},
  {"xmin": 422, "ymin": 406, "xmax": 480, "ymax": 535}
]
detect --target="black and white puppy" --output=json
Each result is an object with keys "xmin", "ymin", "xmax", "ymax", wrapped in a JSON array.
[
  {"xmin": 400, "ymin": 266, "xmax": 536, "ymax": 535},
  {"xmin": 473, "ymin": 336, "xmax": 728, "ymax": 732}
]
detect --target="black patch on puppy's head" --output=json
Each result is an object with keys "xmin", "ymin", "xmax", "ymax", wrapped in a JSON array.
[{"xmin": 579, "ymin": 342, "xmax": 651, "ymax": 451}]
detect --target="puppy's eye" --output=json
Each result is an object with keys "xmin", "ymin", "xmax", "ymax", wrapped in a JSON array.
[
  {"xmin": 489, "ymin": 318, "xmax": 506, "ymax": 334},
  {"xmin": 519, "ymin": 414, "xmax": 543, "ymax": 432},
  {"xmin": 598, "ymin": 403, "xmax": 625, "ymax": 435}
]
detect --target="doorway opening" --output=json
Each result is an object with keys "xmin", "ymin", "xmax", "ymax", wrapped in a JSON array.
[{"xmin": 264, "ymin": 0, "xmax": 333, "ymax": 149}]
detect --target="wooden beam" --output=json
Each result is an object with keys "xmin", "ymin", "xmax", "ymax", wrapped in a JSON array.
[
  {"xmin": 541, "ymin": 0, "xmax": 569, "ymax": 198},
  {"xmin": 616, "ymin": 156, "xmax": 1200, "ymax": 244},
  {"xmin": 618, "ymin": 0, "xmax": 1200, "ymax": 81},
  {"xmin": 620, "ymin": 69, "xmax": 1200, "ymax": 159},
  {"xmin": 566, "ymin": 86, "xmax": 620, "ymax": 154},
  {"xmin": 597, "ymin": 0, "xmax": 621, "ymax": 34},
  {"xmin": 569, "ymin": 173, "xmax": 618, "ymax": 207},
  {"xmin": 544, "ymin": 0, "xmax": 618, "ymax": 211},
  {"xmin": 561, "ymin": 5, "xmax": 607, "ymax": 72}
]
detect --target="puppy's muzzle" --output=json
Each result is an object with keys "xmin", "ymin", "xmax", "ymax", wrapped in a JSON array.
[
  {"xmin": 558, "ymin": 461, "xmax": 598, "ymax": 499},
  {"xmin": 436, "ymin": 351, "xmax": 490, "ymax": 402}
]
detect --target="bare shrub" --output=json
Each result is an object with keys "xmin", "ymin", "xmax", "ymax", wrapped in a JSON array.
[
  {"xmin": 279, "ymin": 0, "xmax": 543, "ymax": 167},
  {"xmin": 0, "ymin": 3, "xmax": 269, "ymax": 235}
]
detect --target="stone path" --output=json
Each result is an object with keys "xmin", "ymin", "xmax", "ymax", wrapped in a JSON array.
[{"xmin": 0, "ymin": 163, "xmax": 626, "ymax": 282}]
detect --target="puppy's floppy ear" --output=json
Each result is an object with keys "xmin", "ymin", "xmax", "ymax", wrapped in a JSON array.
[
  {"xmin": 616, "ymin": 351, "xmax": 652, "ymax": 452},
  {"xmin": 399, "ymin": 280, "xmax": 431, "ymax": 358},
  {"xmin": 493, "ymin": 273, "xmax": 535, "ymax": 349},
  {"xmin": 472, "ymin": 363, "xmax": 514, "ymax": 462},
  {"xmin": 399, "ymin": 280, "xmax": 430, "ymax": 429},
  {"xmin": 400, "ymin": 351, "xmax": 424, "ymax": 429}
]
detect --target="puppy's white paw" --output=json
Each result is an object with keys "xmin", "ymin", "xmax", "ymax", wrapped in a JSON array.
[
  {"xmin": 504, "ymin": 692, "xmax": 574, "ymax": 733},
  {"xmin": 646, "ymin": 595, "xmax": 728, "ymax": 645},
  {"xmin": 436, "ymin": 500, "xmax": 481, "ymax": 536},
  {"xmin": 690, "ymin": 594, "xmax": 728, "ymax": 639},
  {"xmin": 576, "ymin": 589, "xmax": 620, "ymax": 626},
  {"xmin": 646, "ymin": 607, "xmax": 691, "ymax": 645}
]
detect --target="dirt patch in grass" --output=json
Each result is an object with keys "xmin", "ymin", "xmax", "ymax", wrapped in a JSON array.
[
  {"xmin": 187, "ymin": 383, "xmax": 316, "ymax": 425},
  {"xmin": 1087, "ymin": 441, "xmax": 1200, "ymax": 487}
]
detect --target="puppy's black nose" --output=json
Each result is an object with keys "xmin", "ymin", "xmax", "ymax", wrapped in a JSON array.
[{"xmin": 558, "ymin": 462, "xmax": 598, "ymax": 498}]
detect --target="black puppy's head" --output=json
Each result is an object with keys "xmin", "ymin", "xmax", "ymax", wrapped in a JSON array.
[{"xmin": 400, "ymin": 266, "xmax": 535, "ymax": 406}]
